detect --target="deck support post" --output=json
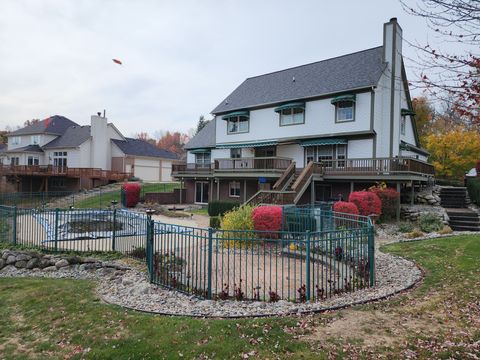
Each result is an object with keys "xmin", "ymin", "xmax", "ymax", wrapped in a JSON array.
[
  {"xmin": 350, "ymin": 181, "xmax": 354, "ymax": 193},
  {"xmin": 396, "ymin": 182, "xmax": 401, "ymax": 222},
  {"xmin": 210, "ymin": 178, "xmax": 214, "ymax": 202},
  {"xmin": 216, "ymin": 178, "xmax": 220, "ymax": 200},
  {"xmin": 243, "ymin": 180, "xmax": 247, "ymax": 203},
  {"xmin": 311, "ymin": 180, "xmax": 315, "ymax": 205},
  {"xmin": 411, "ymin": 181, "xmax": 415, "ymax": 205}
]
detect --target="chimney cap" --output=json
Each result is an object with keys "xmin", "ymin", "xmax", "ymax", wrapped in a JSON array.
[
  {"xmin": 390, "ymin": 17, "xmax": 397, "ymax": 22},
  {"xmin": 97, "ymin": 112, "xmax": 101, "ymax": 116}
]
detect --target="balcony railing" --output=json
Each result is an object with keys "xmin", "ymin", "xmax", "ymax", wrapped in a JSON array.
[
  {"xmin": 317, "ymin": 157, "xmax": 435, "ymax": 176},
  {"xmin": 171, "ymin": 163, "xmax": 214, "ymax": 174},
  {"xmin": 214, "ymin": 157, "xmax": 292, "ymax": 171},
  {"xmin": 0, "ymin": 165, "xmax": 132, "ymax": 181}
]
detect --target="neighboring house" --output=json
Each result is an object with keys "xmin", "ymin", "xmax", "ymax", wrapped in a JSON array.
[
  {"xmin": 1, "ymin": 114, "xmax": 178, "ymax": 191},
  {"xmin": 173, "ymin": 18, "xmax": 434, "ymax": 206}
]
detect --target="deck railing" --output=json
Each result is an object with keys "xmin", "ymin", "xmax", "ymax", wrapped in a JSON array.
[
  {"xmin": 214, "ymin": 156, "xmax": 292, "ymax": 171},
  {"xmin": 0, "ymin": 165, "xmax": 131, "ymax": 180},
  {"xmin": 318, "ymin": 157, "xmax": 435, "ymax": 176}
]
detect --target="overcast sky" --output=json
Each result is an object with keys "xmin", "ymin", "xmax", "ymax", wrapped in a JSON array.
[{"xmin": 0, "ymin": 0, "xmax": 457, "ymax": 137}]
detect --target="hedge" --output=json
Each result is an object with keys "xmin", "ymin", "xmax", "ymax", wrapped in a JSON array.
[
  {"xmin": 369, "ymin": 187, "xmax": 399, "ymax": 220},
  {"xmin": 467, "ymin": 178, "xmax": 480, "ymax": 205},
  {"xmin": 348, "ymin": 191, "xmax": 382, "ymax": 217},
  {"xmin": 252, "ymin": 206, "xmax": 282, "ymax": 239},
  {"xmin": 121, "ymin": 182, "xmax": 141, "ymax": 207},
  {"xmin": 208, "ymin": 200, "xmax": 239, "ymax": 217}
]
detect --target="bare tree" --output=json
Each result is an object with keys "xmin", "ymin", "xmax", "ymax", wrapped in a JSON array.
[{"xmin": 400, "ymin": 0, "xmax": 479, "ymax": 124}]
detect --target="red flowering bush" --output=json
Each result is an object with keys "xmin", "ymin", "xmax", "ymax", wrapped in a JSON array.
[
  {"xmin": 333, "ymin": 201, "xmax": 359, "ymax": 215},
  {"xmin": 252, "ymin": 206, "xmax": 282, "ymax": 239},
  {"xmin": 348, "ymin": 191, "xmax": 381, "ymax": 217},
  {"xmin": 121, "ymin": 182, "xmax": 141, "ymax": 207},
  {"xmin": 369, "ymin": 187, "xmax": 399, "ymax": 220}
]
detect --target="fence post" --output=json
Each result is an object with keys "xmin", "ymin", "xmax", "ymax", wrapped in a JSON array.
[
  {"xmin": 145, "ymin": 212, "xmax": 155, "ymax": 283},
  {"xmin": 368, "ymin": 225, "xmax": 375, "ymax": 286},
  {"xmin": 12, "ymin": 206, "xmax": 17, "ymax": 245},
  {"xmin": 112, "ymin": 208, "xmax": 117, "ymax": 251},
  {"xmin": 305, "ymin": 230, "xmax": 311, "ymax": 301},
  {"xmin": 54, "ymin": 208, "xmax": 59, "ymax": 252},
  {"xmin": 207, "ymin": 227, "xmax": 213, "ymax": 300}
]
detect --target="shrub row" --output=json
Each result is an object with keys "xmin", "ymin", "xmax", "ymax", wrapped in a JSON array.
[{"xmin": 208, "ymin": 200, "xmax": 239, "ymax": 217}]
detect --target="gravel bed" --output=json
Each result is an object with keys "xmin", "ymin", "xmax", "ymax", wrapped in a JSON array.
[{"xmin": 0, "ymin": 249, "xmax": 422, "ymax": 318}]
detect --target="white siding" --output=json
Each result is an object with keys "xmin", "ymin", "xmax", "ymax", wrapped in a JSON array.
[
  {"xmin": 111, "ymin": 143, "xmax": 125, "ymax": 157},
  {"xmin": 79, "ymin": 140, "xmax": 91, "ymax": 168},
  {"xmin": 348, "ymin": 139, "xmax": 373, "ymax": 159},
  {"xmin": 277, "ymin": 144, "xmax": 305, "ymax": 167},
  {"xmin": 161, "ymin": 160, "xmax": 173, "ymax": 182},
  {"xmin": 134, "ymin": 158, "xmax": 161, "ymax": 181},
  {"xmin": 215, "ymin": 92, "xmax": 373, "ymax": 145}
]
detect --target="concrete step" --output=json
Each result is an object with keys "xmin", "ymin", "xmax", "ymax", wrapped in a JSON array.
[{"xmin": 449, "ymin": 219, "xmax": 480, "ymax": 226}]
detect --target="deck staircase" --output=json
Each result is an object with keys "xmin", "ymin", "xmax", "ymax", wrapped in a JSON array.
[
  {"xmin": 245, "ymin": 161, "xmax": 322, "ymax": 206},
  {"xmin": 439, "ymin": 187, "xmax": 480, "ymax": 231}
]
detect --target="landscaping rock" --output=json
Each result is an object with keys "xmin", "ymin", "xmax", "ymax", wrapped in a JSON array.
[
  {"xmin": 43, "ymin": 266, "xmax": 58, "ymax": 272},
  {"xmin": 26, "ymin": 258, "xmax": 40, "ymax": 269},
  {"xmin": 15, "ymin": 260, "xmax": 28, "ymax": 268},
  {"xmin": 0, "ymin": 265, "xmax": 16, "ymax": 273},
  {"xmin": 15, "ymin": 254, "xmax": 31, "ymax": 262},
  {"xmin": 55, "ymin": 259, "xmax": 69, "ymax": 268},
  {"xmin": 0, "ymin": 259, "xmax": 5, "ymax": 269},
  {"xmin": 6, "ymin": 255, "xmax": 16, "ymax": 265}
]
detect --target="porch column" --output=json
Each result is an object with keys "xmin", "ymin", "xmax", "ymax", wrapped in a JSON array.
[
  {"xmin": 216, "ymin": 178, "xmax": 220, "ymax": 200},
  {"xmin": 311, "ymin": 180, "xmax": 315, "ymax": 205},
  {"xmin": 350, "ymin": 181, "xmax": 354, "ymax": 193},
  {"xmin": 179, "ymin": 178, "xmax": 183, "ymax": 204},
  {"xmin": 210, "ymin": 178, "xmax": 214, "ymax": 202},
  {"xmin": 243, "ymin": 180, "xmax": 247, "ymax": 203},
  {"xmin": 411, "ymin": 181, "xmax": 415, "ymax": 205},
  {"xmin": 396, "ymin": 182, "xmax": 401, "ymax": 222}
]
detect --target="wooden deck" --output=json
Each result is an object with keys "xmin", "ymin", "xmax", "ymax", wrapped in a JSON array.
[
  {"xmin": 172, "ymin": 157, "xmax": 434, "ymax": 178},
  {"xmin": 0, "ymin": 165, "xmax": 131, "ymax": 181}
]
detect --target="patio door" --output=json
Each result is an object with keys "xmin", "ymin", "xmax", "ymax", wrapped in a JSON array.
[
  {"xmin": 195, "ymin": 181, "xmax": 209, "ymax": 204},
  {"xmin": 53, "ymin": 151, "xmax": 68, "ymax": 173}
]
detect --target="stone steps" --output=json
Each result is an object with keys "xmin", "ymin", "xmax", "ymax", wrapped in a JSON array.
[{"xmin": 445, "ymin": 208, "xmax": 480, "ymax": 232}]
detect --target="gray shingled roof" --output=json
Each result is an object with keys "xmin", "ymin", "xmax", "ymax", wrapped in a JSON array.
[
  {"xmin": 212, "ymin": 46, "xmax": 386, "ymax": 114},
  {"xmin": 43, "ymin": 125, "xmax": 91, "ymax": 149},
  {"xmin": 112, "ymin": 138, "xmax": 178, "ymax": 159},
  {"xmin": 6, "ymin": 145, "xmax": 44, "ymax": 153},
  {"xmin": 185, "ymin": 119, "xmax": 216, "ymax": 150},
  {"xmin": 9, "ymin": 116, "xmax": 79, "ymax": 136}
]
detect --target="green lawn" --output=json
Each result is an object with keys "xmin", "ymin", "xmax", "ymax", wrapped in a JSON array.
[
  {"xmin": 188, "ymin": 207, "xmax": 208, "ymax": 216},
  {"xmin": 74, "ymin": 183, "xmax": 181, "ymax": 209},
  {"xmin": 0, "ymin": 234, "xmax": 479, "ymax": 359}
]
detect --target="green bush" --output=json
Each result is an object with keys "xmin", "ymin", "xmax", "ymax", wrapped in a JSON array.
[
  {"xmin": 398, "ymin": 222, "xmax": 414, "ymax": 233},
  {"xmin": 208, "ymin": 200, "xmax": 239, "ymax": 217},
  {"xmin": 418, "ymin": 213, "xmax": 443, "ymax": 233},
  {"xmin": 209, "ymin": 216, "xmax": 221, "ymax": 229},
  {"xmin": 467, "ymin": 178, "xmax": 480, "ymax": 205}
]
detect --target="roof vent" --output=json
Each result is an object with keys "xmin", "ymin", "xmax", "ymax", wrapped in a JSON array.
[
  {"xmin": 292, "ymin": 76, "xmax": 296, "ymax": 82},
  {"xmin": 390, "ymin": 17, "xmax": 397, "ymax": 22}
]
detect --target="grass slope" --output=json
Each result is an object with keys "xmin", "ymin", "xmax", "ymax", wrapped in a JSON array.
[
  {"xmin": 75, "ymin": 183, "xmax": 181, "ymax": 209},
  {"xmin": 0, "ymin": 234, "xmax": 479, "ymax": 359}
]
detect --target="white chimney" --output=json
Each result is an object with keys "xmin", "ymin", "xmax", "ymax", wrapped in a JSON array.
[
  {"xmin": 383, "ymin": 17, "xmax": 403, "ymax": 157},
  {"xmin": 90, "ymin": 114, "xmax": 109, "ymax": 170}
]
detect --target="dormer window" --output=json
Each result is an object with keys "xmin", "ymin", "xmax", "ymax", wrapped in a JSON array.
[
  {"xmin": 11, "ymin": 136, "xmax": 20, "ymax": 145},
  {"xmin": 222, "ymin": 111, "xmax": 250, "ymax": 134},
  {"xmin": 331, "ymin": 95, "xmax": 356, "ymax": 123},
  {"xmin": 31, "ymin": 135, "xmax": 40, "ymax": 145},
  {"xmin": 274, "ymin": 102, "xmax": 305, "ymax": 126}
]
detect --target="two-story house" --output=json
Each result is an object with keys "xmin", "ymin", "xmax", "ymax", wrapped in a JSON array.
[
  {"xmin": 173, "ymin": 18, "xmax": 434, "ymax": 206},
  {"xmin": 1, "ymin": 114, "xmax": 178, "ymax": 191}
]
